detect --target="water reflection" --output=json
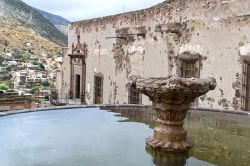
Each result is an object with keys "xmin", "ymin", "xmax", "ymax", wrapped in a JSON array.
[
  {"xmin": 186, "ymin": 112, "xmax": 250, "ymax": 166},
  {"xmin": 146, "ymin": 146, "xmax": 188, "ymax": 166},
  {"xmin": 109, "ymin": 108, "xmax": 250, "ymax": 166}
]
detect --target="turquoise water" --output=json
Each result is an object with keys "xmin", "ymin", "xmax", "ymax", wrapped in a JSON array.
[
  {"xmin": 0, "ymin": 108, "xmax": 249, "ymax": 166},
  {"xmin": 0, "ymin": 108, "xmax": 152, "ymax": 166}
]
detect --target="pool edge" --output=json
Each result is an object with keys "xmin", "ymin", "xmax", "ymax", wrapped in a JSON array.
[{"xmin": 0, "ymin": 105, "xmax": 249, "ymax": 117}]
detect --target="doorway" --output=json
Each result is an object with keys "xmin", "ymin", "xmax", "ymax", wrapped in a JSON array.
[
  {"xmin": 242, "ymin": 62, "xmax": 250, "ymax": 111},
  {"xmin": 75, "ymin": 74, "xmax": 80, "ymax": 99},
  {"xmin": 94, "ymin": 75, "xmax": 103, "ymax": 104}
]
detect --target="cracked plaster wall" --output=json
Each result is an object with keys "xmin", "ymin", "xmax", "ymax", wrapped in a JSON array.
[{"xmin": 59, "ymin": 0, "xmax": 250, "ymax": 110}]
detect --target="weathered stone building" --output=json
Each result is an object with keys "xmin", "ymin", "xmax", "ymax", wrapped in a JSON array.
[{"xmin": 57, "ymin": 0, "xmax": 250, "ymax": 111}]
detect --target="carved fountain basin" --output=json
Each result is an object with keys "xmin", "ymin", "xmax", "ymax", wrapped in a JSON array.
[{"xmin": 130, "ymin": 75, "xmax": 216, "ymax": 152}]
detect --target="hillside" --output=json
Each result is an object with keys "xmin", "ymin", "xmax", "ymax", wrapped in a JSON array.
[
  {"xmin": 35, "ymin": 8, "xmax": 69, "ymax": 36},
  {"xmin": 0, "ymin": 22, "xmax": 60, "ymax": 55},
  {"xmin": 0, "ymin": 0, "xmax": 67, "ymax": 46}
]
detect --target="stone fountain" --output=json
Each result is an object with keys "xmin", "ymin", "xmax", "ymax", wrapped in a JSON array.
[{"xmin": 130, "ymin": 75, "xmax": 216, "ymax": 152}]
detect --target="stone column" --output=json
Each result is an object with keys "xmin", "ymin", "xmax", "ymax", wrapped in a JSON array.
[
  {"xmin": 69, "ymin": 57, "xmax": 74, "ymax": 99},
  {"xmin": 130, "ymin": 75, "xmax": 216, "ymax": 152},
  {"xmin": 81, "ymin": 58, "xmax": 86, "ymax": 104}
]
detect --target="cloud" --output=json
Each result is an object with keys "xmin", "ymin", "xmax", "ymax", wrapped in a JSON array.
[{"xmin": 22, "ymin": 0, "xmax": 165, "ymax": 21}]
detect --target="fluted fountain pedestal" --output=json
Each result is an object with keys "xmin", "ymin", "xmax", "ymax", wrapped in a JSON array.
[{"xmin": 130, "ymin": 76, "xmax": 216, "ymax": 152}]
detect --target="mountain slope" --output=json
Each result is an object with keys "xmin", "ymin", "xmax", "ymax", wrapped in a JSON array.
[
  {"xmin": 35, "ymin": 8, "xmax": 69, "ymax": 36},
  {"xmin": 0, "ymin": 0, "xmax": 67, "ymax": 46}
]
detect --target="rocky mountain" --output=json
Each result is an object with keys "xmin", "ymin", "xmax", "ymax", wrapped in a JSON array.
[
  {"xmin": 35, "ymin": 8, "xmax": 69, "ymax": 36},
  {"xmin": 0, "ymin": 0, "xmax": 67, "ymax": 47}
]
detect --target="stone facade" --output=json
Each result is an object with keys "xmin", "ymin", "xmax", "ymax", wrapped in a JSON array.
[{"xmin": 58, "ymin": 0, "xmax": 250, "ymax": 111}]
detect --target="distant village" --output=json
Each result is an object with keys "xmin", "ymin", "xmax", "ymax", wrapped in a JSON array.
[{"xmin": 0, "ymin": 42, "xmax": 62, "ymax": 110}]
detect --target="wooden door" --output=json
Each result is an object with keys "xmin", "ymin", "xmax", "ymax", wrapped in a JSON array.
[
  {"xmin": 246, "ymin": 64, "xmax": 250, "ymax": 111},
  {"xmin": 242, "ymin": 62, "xmax": 247, "ymax": 111},
  {"xmin": 94, "ymin": 76, "xmax": 103, "ymax": 104}
]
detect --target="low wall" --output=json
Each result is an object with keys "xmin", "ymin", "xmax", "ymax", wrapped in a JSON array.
[
  {"xmin": 0, "ymin": 104, "xmax": 249, "ymax": 117},
  {"xmin": 0, "ymin": 97, "xmax": 33, "ymax": 111}
]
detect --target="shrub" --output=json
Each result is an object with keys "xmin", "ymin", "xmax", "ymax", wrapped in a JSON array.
[
  {"xmin": 21, "ymin": 51, "xmax": 30, "ymax": 61},
  {"xmin": 0, "ymin": 83, "xmax": 9, "ymax": 90},
  {"xmin": 32, "ymin": 60, "xmax": 38, "ymax": 65}
]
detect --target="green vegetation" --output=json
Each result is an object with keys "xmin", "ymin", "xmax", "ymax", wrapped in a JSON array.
[
  {"xmin": 21, "ymin": 51, "xmax": 30, "ymax": 61},
  {"xmin": 50, "ymin": 83, "xmax": 56, "ymax": 89},
  {"xmin": 32, "ymin": 60, "xmax": 39, "ymax": 65},
  {"xmin": 33, "ymin": 57, "xmax": 39, "ymax": 61},
  {"xmin": 41, "ymin": 80, "xmax": 50, "ymax": 87},
  {"xmin": 39, "ymin": 63, "xmax": 45, "ymax": 70},
  {"xmin": 0, "ymin": 0, "xmax": 63, "ymax": 94},
  {"xmin": 25, "ymin": 83, "xmax": 31, "ymax": 89},
  {"xmin": 43, "ymin": 95, "xmax": 49, "ymax": 101},
  {"xmin": 0, "ymin": 83, "xmax": 9, "ymax": 90},
  {"xmin": 32, "ymin": 86, "xmax": 40, "ymax": 94}
]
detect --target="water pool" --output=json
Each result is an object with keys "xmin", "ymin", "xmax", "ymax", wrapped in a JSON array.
[{"xmin": 0, "ymin": 108, "xmax": 249, "ymax": 166}]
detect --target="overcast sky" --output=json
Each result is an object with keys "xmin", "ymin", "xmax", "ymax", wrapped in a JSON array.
[{"xmin": 22, "ymin": 0, "xmax": 165, "ymax": 21}]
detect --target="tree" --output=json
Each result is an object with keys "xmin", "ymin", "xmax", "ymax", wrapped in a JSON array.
[
  {"xmin": 41, "ymin": 80, "xmax": 50, "ymax": 87},
  {"xmin": 39, "ymin": 63, "xmax": 45, "ymax": 70},
  {"xmin": 0, "ymin": 83, "xmax": 9, "ymax": 90},
  {"xmin": 32, "ymin": 86, "xmax": 40, "ymax": 94}
]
